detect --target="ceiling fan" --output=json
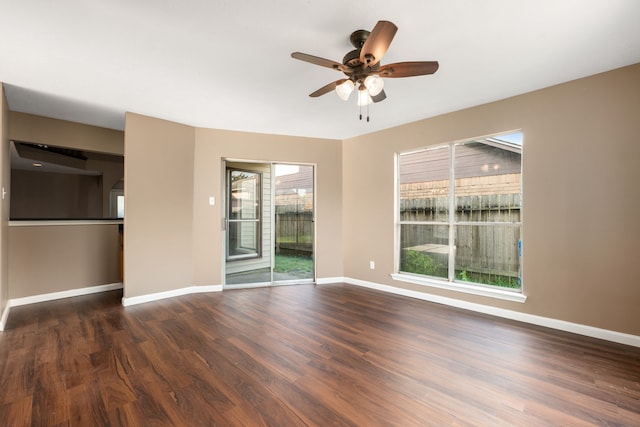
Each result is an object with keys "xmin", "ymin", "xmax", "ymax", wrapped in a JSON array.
[{"xmin": 291, "ymin": 20, "xmax": 439, "ymax": 120}]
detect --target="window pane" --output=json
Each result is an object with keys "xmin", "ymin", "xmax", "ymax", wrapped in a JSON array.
[
  {"xmin": 399, "ymin": 224, "xmax": 448, "ymax": 279},
  {"xmin": 397, "ymin": 132, "xmax": 523, "ymax": 290},
  {"xmin": 230, "ymin": 171, "xmax": 260, "ymax": 220},
  {"xmin": 455, "ymin": 224, "xmax": 521, "ymax": 289},
  {"xmin": 116, "ymin": 195, "xmax": 124, "ymax": 219},
  {"xmin": 454, "ymin": 141, "xmax": 521, "ymax": 222},
  {"xmin": 399, "ymin": 147, "xmax": 449, "ymax": 222},
  {"xmin": 228, "ymin": 221, "xmax": 259, "ymax": 257}
]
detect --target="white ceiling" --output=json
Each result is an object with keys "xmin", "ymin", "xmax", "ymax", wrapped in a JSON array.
[{"xmin": 1, "ymin": 0, "xmax": 639, "ymax": 140}]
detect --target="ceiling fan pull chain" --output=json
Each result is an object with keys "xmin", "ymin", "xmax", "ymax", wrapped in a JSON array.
[{"xmin": 367, "ymin": 103, "xmax": 370, "ymax": 122}]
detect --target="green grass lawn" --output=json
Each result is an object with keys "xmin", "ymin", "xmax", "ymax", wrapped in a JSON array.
[{"xmin": 274, "ymin": 254, "xmax": 314, "ymax": 274}]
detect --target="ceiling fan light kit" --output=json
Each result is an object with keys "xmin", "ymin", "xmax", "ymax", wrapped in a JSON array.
[
  {"xmin": 335, "ymin": 79, "xmax": 355, "ymax": 101},
  {"xmin": 357, "ymin": 88, "xmax": 373, "ymax": 106},
  {"xmin": 364, "ymin": 75, "xmax": 384, "ymax": 96},
  {"xmin": 291, "ymin": 20, "xmax": 439, "ymax": 121}
]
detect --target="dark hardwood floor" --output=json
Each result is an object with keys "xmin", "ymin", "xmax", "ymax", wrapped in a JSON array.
[{"xmin": 0, "ymin": 283, "xmax": 639, "ymax": 426}]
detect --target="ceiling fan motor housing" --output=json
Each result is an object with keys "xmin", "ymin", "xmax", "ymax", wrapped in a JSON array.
[
  {"xmin": 344, "ymin": 29, "xmax": 377, "ymax": 77},
  {"xmin": 342, "ymin": 49, "xmax": 380, "ymax": 86},
  {"xmin": 342, "ymin": 49, "xmax": 361, "ymax": 67}
]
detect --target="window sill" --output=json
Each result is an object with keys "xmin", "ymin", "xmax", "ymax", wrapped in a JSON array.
[{"xmin": 391, "ymin": 273, "xmax": 527, "ymax": 303}]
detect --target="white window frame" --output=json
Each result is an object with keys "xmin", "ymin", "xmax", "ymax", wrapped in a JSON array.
[
  {"xmin": 226, "ymin": 168, "xmax": 263, "ymax": 261},
  {"xmin": 392, "ymin": 133, "xmax": 526, "ymax": 303}
]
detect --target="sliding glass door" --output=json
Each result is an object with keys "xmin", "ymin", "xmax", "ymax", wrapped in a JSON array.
[{"xmin": 224, "ymin": 161, "xmax": 314, "ymax": 287}]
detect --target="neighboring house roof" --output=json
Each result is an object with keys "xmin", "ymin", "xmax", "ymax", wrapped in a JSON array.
[{"xmin": 275, "ymin": 165, "xmax": 313, "ymax": 196}]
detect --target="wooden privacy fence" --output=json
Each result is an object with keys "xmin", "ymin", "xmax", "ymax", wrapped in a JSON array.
[
  {"xmin": 400, "ymin": 194, "xmax": 521, "ymax": 222},
  {"xmin": 400, "ymin": 194, "xmax": 521, "ymax": 278},
  {"xmin": 275, "ymin": 205, "xmax": 313, "ymax": 256}
]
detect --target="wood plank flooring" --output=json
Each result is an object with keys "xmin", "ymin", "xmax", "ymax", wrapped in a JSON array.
[{"xmin": 0, "ymin": 283, "xmax": 639, "ymax": 426}]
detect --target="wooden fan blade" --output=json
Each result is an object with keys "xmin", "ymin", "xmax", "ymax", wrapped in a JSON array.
[
  {"xmin": 291, "ymin": 52, "xmax": 347, "ymax": 72},
  {"xmin": 309, "ymin": 79, "xmax": 347, "ymax": 97},
  {"xmin": 378, "ymin": 61, "xmax": 439, "ymax": 78},
  {"xmin": 359, "ymin": 21, "xmax": 398, "ymax": 67},
  {"xmin": 371, "ymin": 90, "xmax": 387, "ymax": 103}
]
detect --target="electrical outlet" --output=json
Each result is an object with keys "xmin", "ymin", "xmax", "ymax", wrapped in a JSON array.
[{"xmin": 369, "ymin": 261, "xmax": 375, "ymax": 270}]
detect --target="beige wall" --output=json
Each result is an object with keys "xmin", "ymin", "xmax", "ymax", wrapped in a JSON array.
[
  {"xmin": 123, "ymin": 113, "xmax": 343, "ymax": 298},
  {"xmin": 8, "ymin": 224, "xmax": 120, "ymax": 298},
  {"xmin": 9, "ymin": 112, "xmax": 124, "ymax": 155},
  {"xmin": 343, "ymin": 63, "xmax": 640, "ymax": 336},
  {"xmin": 123, "ymin": 113, "xmax": 196, "ymax": 297},
  {"xmin": 192, "ymin": 128, "xmax": 343, "ymax": 286},
  {"xmin": 0, "ymin": 85, "xmax": 9, "ymax": 319},
  {"xmin": 11, "ymin": 170, "xmax": 102, "ymax": 219}
]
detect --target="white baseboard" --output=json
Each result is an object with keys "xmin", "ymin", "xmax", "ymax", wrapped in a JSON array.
[
  {"xmin": 9, "ymin": 283, "xmax": 124, "ymax": 308},
  {"xmin": 8, "ymin": 276, "xmax": 635, "ymax": 348},
  {"xmin": 340, "ymin": 277, "xmax": 640, "ymax": 348},
  {"xmin": 316, "ymin": 276, "xmax": 346, "ymax": 285},
  {"xmin": 0, "ymin": 304, "xmax": 10, "ymax": 331},
  {"xmin": 122, "ymin": 285, "xmax": 223, "ymax": 307}
]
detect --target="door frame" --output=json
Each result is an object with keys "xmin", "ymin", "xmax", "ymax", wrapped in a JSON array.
[{"xmin": 221, "ymin": 158, "xmax": 316, "ymax": 289}]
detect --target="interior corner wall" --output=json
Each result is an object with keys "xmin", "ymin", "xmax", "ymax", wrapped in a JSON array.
[
  {"xmin": 192, "ymin": 128, "xmax": 343, "ymax": 287},
  {"xmin": 123, "ymin": 117, "xmax": 343, "ymax": 297},
  {"xmin": 343, "ymin": 63, "xmax": 640, "ymax": 336},
  {"xmin": 123, "ymin": 113, "xmax": 196, "ymax": 298},
  {"xmin": 0, "ymin": 84, "xmax": 10, "ymax": 324}
]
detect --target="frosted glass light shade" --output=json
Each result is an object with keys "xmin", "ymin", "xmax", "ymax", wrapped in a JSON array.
[
  {"xmin": 335, "ymin": 80, "xmax": 355, "ymax": 101},
  {"xmin": 364, "ymin": 75, "xmax": 384, "ymax": 96},
  {"xmin": 357, "ymin": 89, "xmax": 373, "ymax": 106}
]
